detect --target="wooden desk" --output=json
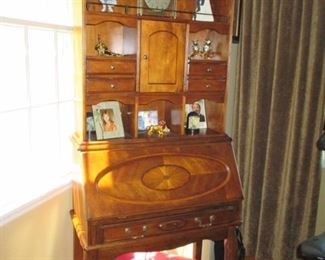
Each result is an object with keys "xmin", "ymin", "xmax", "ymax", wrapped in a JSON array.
[{"xmin": 71, "ymin": 135, "xmax": 243, "ymax": 260}]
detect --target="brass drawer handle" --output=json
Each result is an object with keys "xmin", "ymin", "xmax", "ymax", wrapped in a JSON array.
[
  {"xmin": 109, "ymin": 84, "xmax": 116, "ymax": 89},
  {"xmin": 194, "ymin": 215, "xmax": 215, "ymax": 228},
  {"xmin": 205, "ymin": 84, "xmax": 211, "ymax": 88},
  {"xmin": 110, "ymin": 65, "xmax": 115, "ymax": 70},
  {"xmin": 206, "ymin": 67, "xmax": 212, "ymax": 72},
  {"xmin": 143, "ymin": 54, "xmax": 148, "ymax": 60},
  {"xmin": 124, "ymin": 225, "xmax": 147, "ymax": 240},
  {"xmin": 158, "ymin": 220, "xmax": 185, "ymax": 231}
]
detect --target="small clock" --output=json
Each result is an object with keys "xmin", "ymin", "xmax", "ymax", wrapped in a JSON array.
[{"xmin": 138, "ymin": 0, "xmax": 177, "ymax": 18}]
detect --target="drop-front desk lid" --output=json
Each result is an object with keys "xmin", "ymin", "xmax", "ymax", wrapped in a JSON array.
[{"xmin": 76, "ymin": 134, "xmax": 243, "ymax": 222}]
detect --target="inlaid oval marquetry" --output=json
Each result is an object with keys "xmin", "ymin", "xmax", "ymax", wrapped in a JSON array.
[
  {"xmin": 142, "ymin": 165, "xmax": 191, "ymax": 191},
  {"xmin": 96, "ymin": 154, "xmax": 231, "ymax": 203}
]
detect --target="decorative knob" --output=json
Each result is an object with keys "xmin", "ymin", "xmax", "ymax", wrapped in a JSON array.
[
  {"xmin": 205, "ymin": 84, "xmax": 211, "ymax": 88},
  {"xmin": 110, "ymin": 84, "xmax": 115, "ymax": 89},
  {"xmin": 207, "ymin": 67, "xmax": 212, "ymax": 72},
  {"xmin": 143, "ymin": 55, "xmax": 148, "ymax": 60},
  {"xmin": 110, "ymin": 65, "xmax": 115, "ymax": 70}
]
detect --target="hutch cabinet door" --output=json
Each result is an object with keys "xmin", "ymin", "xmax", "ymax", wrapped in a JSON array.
[{"xmin": 139, "ymin": 20, "xmax": 186, "ymax": 92}]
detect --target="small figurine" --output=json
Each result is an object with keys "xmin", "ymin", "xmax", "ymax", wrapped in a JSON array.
[
  {"xmin": 189, "ymin": 40, "xmax": 200, "ymax": 59},
  {"xmin": 95, "ymin": 35, "xmax": 108, "ymax": 56},
  {"xmin": 201, "ymin": 39, "xmax": 212, "ymax": 59},
  {"xmin": 95, "ymin": 34, "xmax": 123, "ymax": 57},
  {"xmin": 146, "ymin": 120, "xmax": 170, "ymax": 137},
  {"xmin": 99, "ymin": 0, "xmax": 116, "ymax": 12}
]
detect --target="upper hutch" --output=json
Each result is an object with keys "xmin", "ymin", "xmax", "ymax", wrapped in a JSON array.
[{"xmin": 71, "ymin": 0, "xmax": 243, "ymax": 259}]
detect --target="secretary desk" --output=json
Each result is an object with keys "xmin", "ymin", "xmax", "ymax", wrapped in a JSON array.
[{"xmin": 71, "ymin": 0, "xmax": 243, "ymax": 259}]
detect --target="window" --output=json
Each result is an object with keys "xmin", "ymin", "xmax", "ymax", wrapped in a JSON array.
[{"xmin": 0, "ymin": 1, "xmax": 74, "ymax": 222}]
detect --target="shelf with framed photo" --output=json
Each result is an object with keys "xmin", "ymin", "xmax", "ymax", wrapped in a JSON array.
[
  {"xmin": 85, "ymin": 97, "xmax": 136, "ymax": 140},
  {"xmin": 137, "ymin": 97, "xmax": 183, "ymax": 137},
  {"xmin": 92, "ymin": 101, "xmax": 125, "ymax": 140},
  {"xmin": 185, "ymin": 99, "xmax": 207, "ymax": 134}
]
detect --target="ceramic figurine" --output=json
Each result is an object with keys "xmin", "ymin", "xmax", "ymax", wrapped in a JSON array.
[
  {"xmin": 189, "ymin": 40, "xmax": 200, "ymax": 59},
  {"xmin": 99, "ymin": 0, "xmax": 117, "ymax": 12},
  {"xmin": 95, "ymin": 34, "xmax": 123, "ymax": 56},
  {"xmin": 95, "ymin": 35, "xmax": 109, "ymax": 56},
  {"xmin": 202, "ymin": 39, "xmax": 212, "ymax": 59},
  {"xmin": 146, "ymin": 120, "xmax": 170, "ymax": 137}
]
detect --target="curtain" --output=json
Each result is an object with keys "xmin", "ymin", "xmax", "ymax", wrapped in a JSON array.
[{"xmin": 232, "ymin": 0, "xmax": 325, "ymax": 259}]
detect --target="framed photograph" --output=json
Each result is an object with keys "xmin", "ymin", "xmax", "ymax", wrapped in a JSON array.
[
  {"xmin": 185, "ymin": 99, "xmax": 207, "ymax": 129},
  {"xmin": 86, "ymin": 112, "xmax": 96, "ymax": 140},
  {"xmin": 92, "ymin": 101, "xmax": 125, "ymax": 139},
  {"xmin": 138, "ymin": 110, "xmax": 158, "ymax": 130}
]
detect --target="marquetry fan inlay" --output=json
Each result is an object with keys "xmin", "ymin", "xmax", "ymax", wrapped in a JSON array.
[
  {"xmin": 95, "ymin": 154, "xmax": 231, "ymax": 203},
  {"xmin": 142, "ymin": 165, "xmax": 191, "ymax": 190}
]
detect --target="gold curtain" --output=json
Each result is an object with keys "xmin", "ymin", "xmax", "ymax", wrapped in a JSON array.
[{"xmin": 232, "ymin": 0, "xmax": 325, "ymax": 259}]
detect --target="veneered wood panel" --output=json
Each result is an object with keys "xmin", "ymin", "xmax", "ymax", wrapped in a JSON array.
[{"xmin": 140, "ymin": 20, "xmax": 186, "ymax": 92}]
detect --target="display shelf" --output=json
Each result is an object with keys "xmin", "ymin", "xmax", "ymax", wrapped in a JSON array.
[
  {"xmin": 77, "ymin": 129, "xmax": 229, "ymax": 150},
  {"xmin": 84, "ymin": 1, "xmax": 228, "ymax": 23},
  {"xmin": 85, "ymin": 127, "xmax": 224, "ymax": 142}
]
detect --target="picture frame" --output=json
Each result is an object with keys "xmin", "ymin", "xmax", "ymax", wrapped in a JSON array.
[
  {"xmin": 86, "ymin": 112, "xmax": 96, "ymax": 140},
  {"xmin": 92, "ymin": 101, "xmax": 125, "ymax": 139},
  {"xmin": 138, "ymin": 110, "xmax": 158, "ymax": 130},
  {"xmin": 185, "ymin": 99, "xmax": 207, "ymax": 129}
]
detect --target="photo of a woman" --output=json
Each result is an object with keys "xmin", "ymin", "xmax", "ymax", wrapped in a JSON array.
[
  {"xmin": 92, "ymin": 101, "xmax": 125, "ymax": 140},
  {"xmin": 101, "ymin": 109, "xmax": 117, "ymax": 132}
]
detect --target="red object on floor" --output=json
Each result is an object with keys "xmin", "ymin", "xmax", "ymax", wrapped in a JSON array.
[{"xmin": 116, "ymin": 252, "xmax": 192, "ymax": 260}]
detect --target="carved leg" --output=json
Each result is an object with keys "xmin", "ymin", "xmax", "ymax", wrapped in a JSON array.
[
  {"xmin": 83, "ymin": 250, "xmax": 98, "ymax": 260},
  {"xmin": 193, "ymin": 241, "xmax": 202, "ymax": 260},
  {"xmin": 74, "ymin": 229, "xmax": 84, "ymax": 260},
  {"xmin": 224, "ymin": 227, "xmax": 238, "ymax": 260}
]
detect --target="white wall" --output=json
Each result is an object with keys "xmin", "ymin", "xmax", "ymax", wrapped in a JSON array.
[{"xmin": 0, "ymin": 187, "xmax": 73, "ymax": 260}]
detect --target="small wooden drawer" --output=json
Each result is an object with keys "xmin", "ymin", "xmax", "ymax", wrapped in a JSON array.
[
  {"xmin": 188, "ymin": 78, "xmax": 226, "ymax": 92},
  {"xmin": 97, "ymin": 204, "xmax": 239, "ymax": 244},
  {"xmin": 86, "ymin": 59, "xmax": 136, "ymax": 74},
  {"xmin": 87, "ymin": 77, "xmax": 135, "ymax": 93},
  {"xmin": 189, "ymin": 61, "xmax": 227, "ymax": 77}
]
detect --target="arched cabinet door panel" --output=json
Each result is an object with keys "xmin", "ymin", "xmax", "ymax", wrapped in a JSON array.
[{"xmin": 139, "ymin": 20, "xmax": 186, "ymax": 93}]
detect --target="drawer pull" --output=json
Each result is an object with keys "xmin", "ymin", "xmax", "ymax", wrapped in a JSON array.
[
  {"xmin": 194, "ymin": 215, "xmax": 215, "ymax": 228},
  {"xmin": 206, "ymin": 67, "xmax": 212, "ymax": 72},
  {"xmin": 158, "ymin": 220, "xmax": 185, "ymax": 231},
  {"xmin": 124, "ymin": 225, "xmax": 147, "ymax": 240},
  {"xmin": 205, "ymin": 84, "xmax": 211, "ymax": 88},
  {"xmin": 110, "ymin": 84, "xmax": 116, "ymax": 89},
  {"xmin": 110, "ymin": 65, "xmax": 115, "ymax": 70}
]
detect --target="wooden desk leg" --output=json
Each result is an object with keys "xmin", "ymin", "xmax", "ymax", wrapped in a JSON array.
[
  {"xmin": 74, "ymin": 229, "xmax": 84, "ymax": 260},
  {"xmin": 193, "ymin": 241, "xmax": 202, "ymax": 260},
  {"xmin": 224, "ymin": 227, "xmax": 238, "ymax": 260}
]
